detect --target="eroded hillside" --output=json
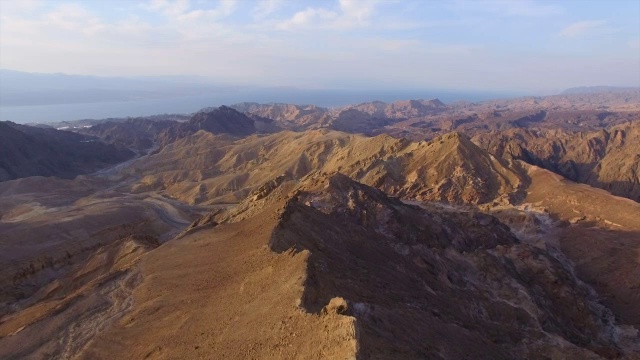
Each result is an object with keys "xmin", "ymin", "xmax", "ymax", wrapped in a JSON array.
[
  {"xmin": 473, "ymin": 123, "xmax": 640, "ymax": 202},
  {"xmin": 122, "ymin": 130, "xmax": 526, "ymax": 206}
]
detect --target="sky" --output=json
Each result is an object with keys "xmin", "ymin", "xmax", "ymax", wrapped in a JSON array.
[{"xmin": 1, "ymin": 0, "xmax": 639, "ymax": 94}]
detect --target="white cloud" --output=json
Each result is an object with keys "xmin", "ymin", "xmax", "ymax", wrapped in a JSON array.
[
  {"xmin": 252, "ymin": 0, "xmax": 283, "ymax": 19},
  {"xmin": 497, "ymin": 0, "xmax": 562, "ymax": 17},
  {"xmin": 277, "ymin": 8, "xmax": 337, "ymax": 30},
  {"xmin": 147, "ymin": 0, "xmax": 190, "ymax": 17},
  {"xmin": 339, "ymin": 0, "xmax": 376, "ymax": 23},
  {"xmin": 276, "ymin": 0, "xmax": 378, "ymax": 30},
  {"xmin": 145, "ymin": 0, "xmax": 236, "ymax": 21},
  {"xmin": 559, "ymin": 20, "xmax": 609, "ymax": 38},
  {"xmin": 0, "ymin": 0, "xmax": 637, "ymax": 92},
  {"xmin": 44, "ymin": 3, "xmax": 105, "ymax": 34},
  {"xmin": 451, "ymin": 0, "xmax": 563, "ymax": 17},
  {"xmin": 0, "ymin": 0, "xmax": 43, "ymax": 14}
]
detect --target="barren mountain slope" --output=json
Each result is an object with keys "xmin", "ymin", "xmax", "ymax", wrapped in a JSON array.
[
  {"xmin": 124, "ymin": 129, "xmax": 526, "ymax": 205},
  {"xmin": 231, "ymin": 102, "xmax": 330, "ymax": 130},
  {"xmin": 78, "ymin": 118, "xmax": 178, "ymax": 154},
  {"xmin": 20, "ymin": 173, "xmax": 635, "ymax": 359},
  {"xmin": 0, "ymin": 175, "xmax": 200, "ymax": 317},
  {"xmin": 231, "ymin": 99, "xmax": 447, "ymax": 134},
  {"xmin": 335, "ymin": 98, "xmax": 447, "ymax": 119},
  {"xmin": 470, "ymin": 90, "xmax": 640, "ymax": 112},
  {"xmin": 521, "ymin": 164, "xmax": 640, "ymax": 328},
  {"xmin": 473, "ymin": 123, "xmax": 640, "ymax": 201},
  {"xmin": 156, "ymin": 106, "xmax": 260, "ymax": 147},
  {"xmin": 0, "ymin": 121, "xmax": 134, "ymax": 181},
  {"xmin": 0, "ymin": 234, "xmax": 159, "ymax": 360}
]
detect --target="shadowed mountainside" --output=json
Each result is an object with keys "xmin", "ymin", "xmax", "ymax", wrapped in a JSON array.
[
  {"xmin": 156, "ymin": 106, "xmax": 274, "ymax": 147},
  {"xmin": 77, "ymin": 118, "xmax": 178, "ymax": 154},
  {"xmin": 0, "ymin": 121, "xmax": 134, "ymax": 182}
]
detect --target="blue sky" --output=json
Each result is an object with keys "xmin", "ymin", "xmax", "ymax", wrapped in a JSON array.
[{"xmin": 1, "ymin": 0, "xmax": 639, "ymax": 94}]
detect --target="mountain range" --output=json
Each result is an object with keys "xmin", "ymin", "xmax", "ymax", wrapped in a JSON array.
[{"xmin": 0, "ymin": 89, "xmax": 639, "ymax": 359}]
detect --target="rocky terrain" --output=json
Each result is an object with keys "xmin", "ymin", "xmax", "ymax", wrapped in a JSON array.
[
  {"xmin": 473, "ymin": 123, "xmax": 640, "ymax": 202},
  {"xmin": 0, "ymin": 121, "xmax": 134, "ymax": 181},
  {"xmin": 0, "ymin": 89, "xmax": 639, "ymax": 359},
  {"xmin": 123, "ymin": 129, "xmax": 526, "ymax": 206},
  {"xmin": 230, "ymin": 90, "xmax": 640, "ymax": 139},
  {"xmin": 0, "ymin": 172, "xmax": 211, "ymax": 318},
  {"xmin": 2, "ymin": 172, "xmax": 639, "ymax": 359},
  {"xmin": 76, "ymin": 119, "xmax": 177, "ymax": 154},
  {"xmin": 156, "ymin": 106, "xmax": 277, "ymax": 148}
]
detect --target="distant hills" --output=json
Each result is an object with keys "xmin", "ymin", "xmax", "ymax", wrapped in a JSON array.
[
  {"xmin": 561, "ymin": 86, "xmax": 640, "ymax": 95},
  {"xmin": 6, "ymin": 89, "xmax": 639, "ymax": 203}
]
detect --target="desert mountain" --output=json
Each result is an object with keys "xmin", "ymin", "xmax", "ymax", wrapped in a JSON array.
[
  {"xmin": 562, "ymin": 86, "xmax": 640, "ymax": 95},
  {"xmin": 0, "ymin": 121, "xmax": 134, "ymax": 182},
  {"xmin": 231, "ymin": 102, "xmax": 330, "ymax": 131},
  {"xmin": 123, "ymin": 129, "xmax": 526, "ymax": 206},
  {"xmin": 156, "ymin": 106, "xmax": 264, "ymax": 148},
  {"xmin": 230, "ymin": 99, "xmax": 447, "ymax": 134},
  {"xmin": 226, "ymin": 93, "xmax": 640, "ymax": 143},
  {"xmin": 6, "ymin": 173, "xmax": 636, "ymax": 358},
  {"xmin": 73, "ymin": 108, "xmax": 277, "ymax": 154},
  {"xmin": 1, "ymin": 91, "xmax": 639, "ymax": 359},
  {"xmin": 473, "ymin": 123, "xmax": 640, "ymax": 202},
  {"xmin": 77, "ymin": 118, "xmax": 178, "ymax": 154},
  {"xmin": 337, "ymin": 98, "xmax": 447, "ymax": 118},
  {"xmin": 516, "ymin": 164, "xmax": 640, "ymax": 329}
]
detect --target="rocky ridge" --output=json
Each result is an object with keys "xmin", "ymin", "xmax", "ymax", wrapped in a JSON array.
[{"xmin": 173, "ymin": 172, "xmax": 637, "ymax": 359}]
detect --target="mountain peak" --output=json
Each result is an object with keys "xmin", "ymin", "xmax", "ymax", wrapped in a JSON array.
[{"xmin": 158, "ymin": 105, "xmax": 257, "ymax": 147}]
